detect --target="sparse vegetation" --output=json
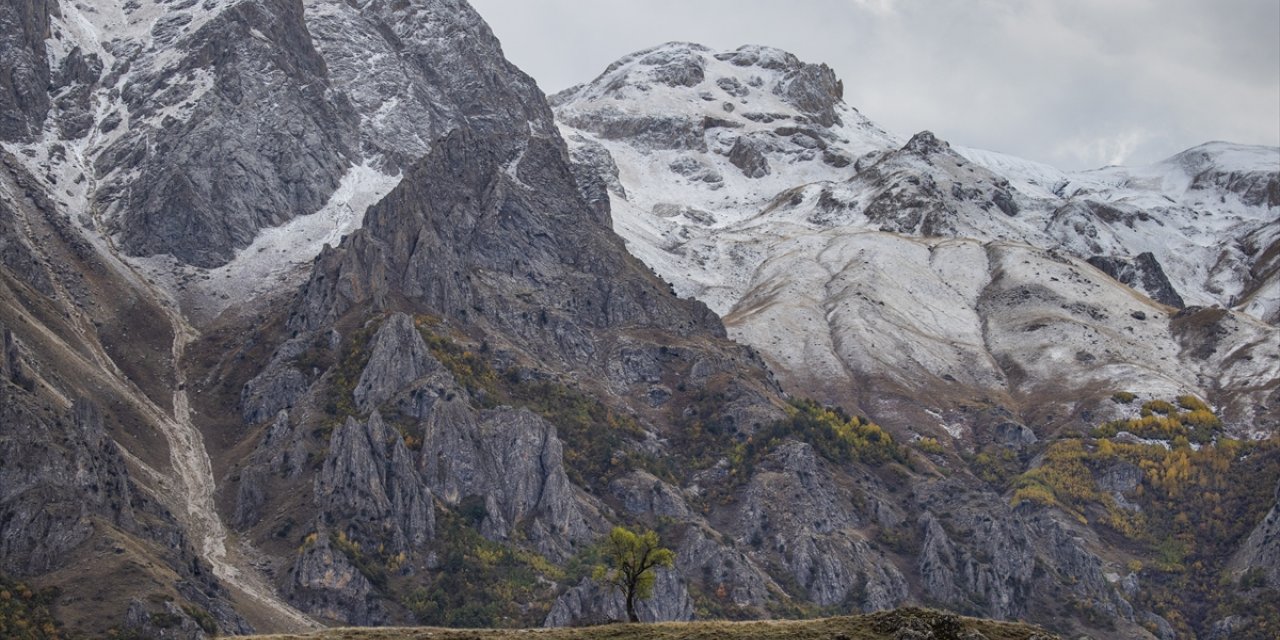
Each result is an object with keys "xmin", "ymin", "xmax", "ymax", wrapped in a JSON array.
[
  {"xmin": 243, "ymin": 607, "xmax": 1058, "ymax": 639},
  {"xmin": 0, "ymin": 575, "xmax": 62, "ymax": 640},
  {"xmin": 914, "ymin": 437, "xmax": 946, "ymax": 455},
  {"xmin": 1091, "ymin": 395, "xmax": 1222, "ymax": 444},
  {"xmin": 414, "ymin": 317, "xmax": 647, "ymax": 489},
  {"xmin": 1111, "ymin": 391, "xmax": 1136, "ymax": 404},
  {"xmin": 728, "ymin": 399, "xmax": 905, "ymax": 482},
  {"xmin": 400, "ymin": 507, "xmax": 562, "ymax": 628},
  {"xmin": 315, "ymin": 319, "xmax": 381, "ymax": 440},
  {"xmin": 1005, "ymin": 399, "xmax": 1280, "ymax": 638}
]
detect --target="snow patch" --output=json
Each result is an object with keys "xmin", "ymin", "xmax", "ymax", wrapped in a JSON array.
[{"xmin": 136, "ymin": 160, "xmax": 401, "ymax": 322}]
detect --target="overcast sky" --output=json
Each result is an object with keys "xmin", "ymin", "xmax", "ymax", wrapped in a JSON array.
[{"xmin": 469, "ymin": 0, "xmax": 1280, "ymax": 170}]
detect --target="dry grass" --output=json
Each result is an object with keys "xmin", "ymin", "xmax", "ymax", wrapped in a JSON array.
[{"xmin": 250, "ymin": 608, "xmax": 1056, "ymax": 640}]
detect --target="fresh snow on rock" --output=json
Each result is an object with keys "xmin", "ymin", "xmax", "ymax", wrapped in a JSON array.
[
  {"xmin": 137, "ymin": 161, "xmax": 401, "ymax": 323},
  {"xmin": 555, "ymin": 42, "xmax": 1280, "ymax": 438}
]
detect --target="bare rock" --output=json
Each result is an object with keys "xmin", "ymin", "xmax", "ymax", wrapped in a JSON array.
[
  {"xmin": 728, "ymin": 135, "xmax": 772, "ymax": 178},
  {"xmin": 544, "ymin": 568, "xmax": 693, "ymax": 627},
  {"xmin": 353, "ymin": 312, "xmax": 439, "ymax": 411},
  {"xmin": 286, "ymin": 523, "xmax": 390, "ymax": 626},
  {"xmin": 315, "ymin": 412, "xmax": 433, "ymax": 553}
]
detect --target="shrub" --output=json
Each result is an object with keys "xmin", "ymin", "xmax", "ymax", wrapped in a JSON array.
[{"xmin": 1112, "ymin": 391, "xmax": 1137, "ymax": 404}]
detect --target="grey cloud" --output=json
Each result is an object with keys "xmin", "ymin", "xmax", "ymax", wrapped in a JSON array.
[{"xmin": 469, "ymin": 0, "xmax": 1278, "ymax": 170}]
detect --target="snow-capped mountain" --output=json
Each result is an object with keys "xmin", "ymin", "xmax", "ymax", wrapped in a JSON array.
[
  {"xmin": 555, "ymin": 41, "xmax": 1280, "ymax": 438},
  {"xmin": 2, "ymin": 3, "xmax": 1278, "ymax": 639}
]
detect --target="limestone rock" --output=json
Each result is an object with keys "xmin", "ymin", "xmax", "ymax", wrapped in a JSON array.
[
  {"xmin": 286, "ymin": 524, "xmax": 390, "ymax": 626},
  {"xmin": 315, "ymin": 412, "xmax": 433, "ymax": 553},
  {"xmin": 417, "ymin": 391, "xmax": 600, "ymax": 559},
  {"xmin": 1087, "ymin": 253, "xmax": 1185, "ymax": 308},
  {"xmin": 353, "ymin": 313, "xmax": 440, "ymax": 412},
  {"xmin": 0, "ymin": 0, "xmax": 52, "ymax": 142}
]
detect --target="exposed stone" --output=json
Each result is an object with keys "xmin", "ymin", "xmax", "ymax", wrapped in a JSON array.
[
  {"xmin": 1087, "ymin": 253, "xmax": 1186, "ymax": 308},
  {"xmin": 233, "ymin": 410, "xmax": 309, "ymax": 528},
  {"xmin": 416, "ymin": 391, "xmax": 599, "ymax": 559},
  {"xmin": 609, "ymin": 471, "xmax": 691, "ymax": 519},
  {"xmin": 286, "ymin": 523, "xmax": 390, "ymax": 626},
  {"xmin": 735, "ymin": 443, "xmax": 907, "ymax": 609},
  {"xmin": 353, "ymin": 313, "xmax": 439, "ymax": 411},
  {"xmin": 0, "ymin": 397, "xmax": 134, "ymax": 576},
  {"xmin": 314, "ymin": 412, "xmax": 433, "ymax": 553},
  {"xmin": 240, "ymin": 365, "xmax": 308, "ymax": 426},
  {"xmin": 544, "ymin": 569, "xmax": 693, "ymax": 627},
  {"xmin": 123, "ymin": 599, "xmax": 209, "ymax": 640},
  {"xmin": 728, "ymin": 136, "xmax": 771, "ymax": 178},
  {"xmin": 0, "ymin": 0, "xmax": 53, "ymax": 142}
]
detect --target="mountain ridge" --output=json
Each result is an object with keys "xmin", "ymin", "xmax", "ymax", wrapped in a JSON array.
[{"xmin": 0, "ymin": 5, "xmax": 1277, "ymax": 640}]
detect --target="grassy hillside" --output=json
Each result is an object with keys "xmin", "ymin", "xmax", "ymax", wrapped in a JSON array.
[{"xmin": 251, "ymin": 608, "xmax": 1055, "ymax": 640}]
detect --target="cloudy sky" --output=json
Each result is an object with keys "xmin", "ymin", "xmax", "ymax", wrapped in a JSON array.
[{"xmin": 469, "ymin": 0, "xmax": 1280, "ymax": 170}]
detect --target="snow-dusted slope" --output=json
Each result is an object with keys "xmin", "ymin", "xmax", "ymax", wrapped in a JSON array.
[{"xmin": 555, "ymin": 43, "xmax": 1280, "ymax": 438}]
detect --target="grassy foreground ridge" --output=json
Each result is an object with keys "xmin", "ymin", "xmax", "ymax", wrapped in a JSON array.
[{"xmin": 250, "ymin": 608, "xmax": 1055, "ymax": 640}]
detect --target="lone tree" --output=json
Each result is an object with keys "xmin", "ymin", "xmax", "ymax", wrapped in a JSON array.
[{"xmin": 593, "ymin": 526, "xmax": 675, "ymax": 623}]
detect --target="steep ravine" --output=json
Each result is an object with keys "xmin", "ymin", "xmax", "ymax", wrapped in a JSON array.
[{"xmin": 84, "ymin": 163, "xmax": 318, "ymax": 631}]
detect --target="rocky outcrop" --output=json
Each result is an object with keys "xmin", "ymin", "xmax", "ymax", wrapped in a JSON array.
[
  {"xmin": 544, "ymin": 569, "xmax": 694, "ymax": 626},
  {"xmin": 1234, "ymin": 481, "xmax": 1280, "ymax": 588},
  {"xmin": 1087, "ymin": 253, "xmax": 1185, "ymax": 308},
  {"xmin": 122, "ymin": 599, "xmax": 210, "ymax": 640},
  {"xmin": 728, "ymin": 135, "xmax": 772, "ymax": 178},
  {"xmin": 416, "ymin": 394, "xmax": 600, "ymax": 559},
  {"xmin": 241, "ymin": 366, "xmax": 309, "ymax": 426},
  {"xmin": 735, "ymin": 443, "xmax": 907, "ymax": 609},
  {"xmin": 353, "ymin": 313, "xmax": 439, "ymax": 412},
  {"xmin": 286, "ymin": 523, "xmax": 390, "ymax": 626},
  {"xmin": 233, "ymin": 410, "xmax": 310, "ymax": 528},
  {"xmin": 609, "ymin": 471, "xmax": 693, "ymax": 520},
  {"xmin": 566, "ymin": 133, "xmax": 627, "ymax": 201},
  {"xmin": 315, "ymin": 412, "xmax": 434, "ymax": 553},
  {"xmin": 0, "ymin": 396, "xmax": 135, "ymax": 576},
  {"xmin": 99, "ymin": 0, "xmax": 357, "ymax": 267},
  {"xmin": 0, "ymin": 0, "xmax": 53, "ymax": 142},
  {"xmin": 677, "ymin": 526, "xmax": 778, "ymax": 612},
  {"xmin": 916, "ymin": 510, "xmax": 1034, "ymax": 619},
  {"xmin": 288, "ymin": 123, "xmax": 728, "ymax": 378}
]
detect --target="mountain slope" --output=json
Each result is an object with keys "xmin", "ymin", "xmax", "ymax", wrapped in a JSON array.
[
  {"xmin": 554, "ymin": 43, "xmax": 1280, "ymax": 442},
  {"xmin": 1, "ymin": 6, "xmax": 1278, "ymax": 640}
]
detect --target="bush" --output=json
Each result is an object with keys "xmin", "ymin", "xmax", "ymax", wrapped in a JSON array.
[
  {"xmin": 0, "ymin": 575, "xmax": 62, "ymax": 640},
  {"xmin": 915, "ymin": 437, "xmax": 946, "ymax": 455}
]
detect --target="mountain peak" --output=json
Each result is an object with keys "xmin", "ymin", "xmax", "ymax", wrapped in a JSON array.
[{"xmin": 903, "ymin": 130, "xmax": 951, "ymax": 156}]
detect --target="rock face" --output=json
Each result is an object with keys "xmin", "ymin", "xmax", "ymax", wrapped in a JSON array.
[
  {"xmin": 353, "ymin": 314, "xmax": 441, "ymax": 411},
  {"xmin": 0, "ymin": 397, "xmax": 133, "ymax": 576},
  {"xmin": 544, "ymin": 570, "xmax": 694, "ymax": 626},
  {"xmin": 286, "ymin": 524, "xmax": 390, "ymax": 626},
  {"xmin": 289, "ymin": 124, "xmax": 727, "ymax": 367},
  {"xmin": 1235, "ymin": 481, "xmax": 1280, "ymax": 588},
  {"xmin": 0, "ymin": 0, "xmax": 52, "ymax": 142},
  {"xmin": 1087, "ymin": 253, "xmax": 1185, "ymax": 308},
  {"xmin": 728, "ymin": 135, "xmax": 772, "ymax": 178},
  {"xmin": 94, "ymin": 0, "xmax": 355, "ymax": 267},
  {"xmin": 734, "ymin": 443, "xmax": 908, "ymax": 610},
  {"xmin": 417, "ymin": 401, "xmax": 599, "ymax": 559},
  {"xmin": 123, "ymin": 599, "xmax": 210, "ymax": 640},
  {"xmin": 315, "ymin": 412, "xmax": 434, "ymax": 552}
]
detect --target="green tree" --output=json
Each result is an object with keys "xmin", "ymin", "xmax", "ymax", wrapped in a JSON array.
[{"xmin": 593, "ymin": 526, "xmax": 676, "ymax": 623}]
